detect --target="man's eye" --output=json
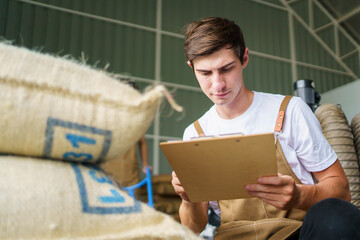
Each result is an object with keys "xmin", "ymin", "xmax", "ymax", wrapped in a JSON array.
[
  {"xmin": 221, "ymin": 67, "xmax": 232, "ymax": 73},
  {"xmin": 201, "ymin": 72, "xmax": 211, "ymax": 76}
]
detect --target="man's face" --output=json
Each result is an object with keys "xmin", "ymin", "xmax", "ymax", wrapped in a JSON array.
[{"xmin": 193, "ymin": 46, "xmax": 249, "ymax": 107}]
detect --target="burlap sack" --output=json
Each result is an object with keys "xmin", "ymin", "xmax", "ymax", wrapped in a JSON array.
[
  {"xmin": 100, "ymin": 145, "xmax": 141, "ymax": 187},
  {"xmin": 0, "ymin": 43, "xmax": 165, "ymax": 163},
  {"xmin": 0, "ymin": 155, "xmax": 200, "ymax": 239}
]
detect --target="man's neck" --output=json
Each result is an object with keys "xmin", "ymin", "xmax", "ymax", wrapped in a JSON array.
[{"xmin": 215, "ymin": 88, "xmax": 254, "ymax": 119}]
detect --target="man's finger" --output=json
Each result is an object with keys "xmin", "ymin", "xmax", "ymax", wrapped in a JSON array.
[
  {"xmin": 258, "ymin": 175, "xmax": 294, "ymax": 186},
  {"xmin": 246, "ymin": 184, "xmax": 287, "ymax": 194}
]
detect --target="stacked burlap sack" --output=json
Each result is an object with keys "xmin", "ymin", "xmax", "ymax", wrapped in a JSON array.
[
  {"xmin": 152, "ymin": 174, "xmax": 182, "ymax": 222},
  {"xmin": 315, "ymin": 104, "xmax": 360, "ymax": 208},
  {"xmin": 0, "ymin": 42, "xmax": 200, "ymax": 239},
  {"xmin": 351, "ymin": 114, "xmax": 360, "ymax": 165},
  {"xmin": 0, "ymin": 156, "xmax": 199, "ymax": 239}
]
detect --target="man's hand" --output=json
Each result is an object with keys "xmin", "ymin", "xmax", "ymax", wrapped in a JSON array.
[
  {"xmin": 171, "ymin": 171, "xmax": 191, "ymax": 202},
  {"xmin": 172, "ymin": 171, "xmax": 209, "ymax": 233},
  {"xmin": 245, "ymin": 173, "xmax": 300, "ymax": 210},
  {"xmin": 142, "ymin": 165, "xmax": 153, "ymax": 174}
]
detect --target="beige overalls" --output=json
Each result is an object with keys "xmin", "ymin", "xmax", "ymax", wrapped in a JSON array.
[{"xmin": 193, "ymin": 96, "xmax": 306, "ymax": 240}]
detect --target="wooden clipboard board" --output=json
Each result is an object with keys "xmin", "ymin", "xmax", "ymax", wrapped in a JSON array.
[{"xmin": 159, "ymin": 133, "xmax": 277, "ymax": 202}]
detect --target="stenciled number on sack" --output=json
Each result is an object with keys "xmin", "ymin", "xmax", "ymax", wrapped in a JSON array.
[
  {"xmin": 64, "ymin": 133, "xmax": 124, "ymax": 204},
  {"xmin": 63, "ymin": 133, "xmax": 96, "ymax": 162},
  {"xmin": 44, "ymin": 118, "xmax": 137, "ymax": 213},
  {"xmin": 88, "ymin": 168, "xmax": 125, "ymax": 203},
  {"xmin": 71, "ymin": 163, "xmax": 141, "ymax": 214},
  {"xmin": 43, "ymin": 118, "xmax": 112, "ymax": 164}
]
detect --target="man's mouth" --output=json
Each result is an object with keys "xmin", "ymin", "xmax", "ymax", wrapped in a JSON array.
[{"xmin": 213, "ymin": 91, "xmax": 230, "ymax": 98}]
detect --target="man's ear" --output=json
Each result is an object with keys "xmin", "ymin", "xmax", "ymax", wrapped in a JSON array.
[{"xmin": 242, "ymin": 48, "xmax": 249, "ymax": 68}]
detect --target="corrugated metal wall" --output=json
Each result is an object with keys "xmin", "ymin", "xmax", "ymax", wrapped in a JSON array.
[{"xmin": 1, "ymin": 0, "xmax": 359, "ymax": 174}]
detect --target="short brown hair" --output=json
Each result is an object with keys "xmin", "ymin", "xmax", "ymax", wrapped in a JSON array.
[{"xmin": 184, "ymin": 17, "xmax": 246, "ymax": 67}]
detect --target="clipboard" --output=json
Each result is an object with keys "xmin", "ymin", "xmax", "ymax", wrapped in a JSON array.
[{"xmin": 159, "ymin": 133, "xmax": 277, "ymax": 202}]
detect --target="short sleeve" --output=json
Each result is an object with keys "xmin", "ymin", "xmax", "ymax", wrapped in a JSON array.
[
  {"xmin": 183, "ymin": 124, "xmax": 198, "ymax": 141},
  {"xmin": 285, "ymin": 98, "xmax": 337, "ymax": 172}
]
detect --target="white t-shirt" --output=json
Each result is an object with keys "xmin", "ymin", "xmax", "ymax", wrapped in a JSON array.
[{"xmin": 183, "ymin": 91, "xmax": 337, "ymax": 216}]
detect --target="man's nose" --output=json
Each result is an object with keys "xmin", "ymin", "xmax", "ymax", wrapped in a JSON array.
[{"xmin": 212, "ymin": 72, "xmax": 225, "ymax": 91}]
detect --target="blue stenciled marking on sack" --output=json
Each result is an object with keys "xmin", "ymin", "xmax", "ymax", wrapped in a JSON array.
[
  {"xmin": 88, "ymin": 169, "xmax": 124, "ymax": 203},
  {"xmin": 66, "ymin": 133, "xmax": 96, "ymax": 148},
  {"xmin": 72, "ymin": 163, "xmax": 142, "ymax": 214},
  {"xmin": 89, "ymin": 169, "xmax": 113, "ymax": 184},
  {"xmin": 64, "ymin": 152, "xmax": 93, "ymax": 162},
  {"xmin": 99, "ymin": 189, "xmax": 125, "ymax": 203},
  {"xmin": 43, "ymin": 117, "xmax": 112, "ymax": 163}
]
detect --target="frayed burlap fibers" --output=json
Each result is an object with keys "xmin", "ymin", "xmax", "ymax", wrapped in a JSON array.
[
  {"xmin": 0, "ymin": 156, "xmax": 200, "ymax": 239},
  {"xmin": 0, "ymin": 43, "xmax": 165, "ymax": 163}
]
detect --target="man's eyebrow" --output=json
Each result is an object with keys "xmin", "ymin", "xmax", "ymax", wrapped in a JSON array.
[
  {"xmin": 195, "ymin": 61, "xmax": 236, "ymax": 72},
  {"xmin": 219, "ymin": 61, "xmax": 236, "ymax": 69}
]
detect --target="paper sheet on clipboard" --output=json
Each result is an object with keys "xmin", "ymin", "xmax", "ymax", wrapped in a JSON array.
[{"xmin": 159, "ymin": 133, "xmax": 278, "ymax": 202}]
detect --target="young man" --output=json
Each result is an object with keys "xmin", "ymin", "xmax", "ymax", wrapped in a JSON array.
[{"xmin": 171, "ymin": 17, "xmax": 360, "ymax": 239}]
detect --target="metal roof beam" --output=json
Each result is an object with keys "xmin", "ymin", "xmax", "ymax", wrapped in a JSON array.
[{"xmin": 337, "ymin": 5, "xmax": 360, "ymax": 23}]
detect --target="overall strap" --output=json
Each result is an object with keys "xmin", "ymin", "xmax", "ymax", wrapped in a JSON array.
[
  {"xmin": 193, "ymin": 120, "xmax": 205, "ymax": 137},
  {"xmin": 274, "ymin": 95, "xmax": 293, "ymax": 132}
]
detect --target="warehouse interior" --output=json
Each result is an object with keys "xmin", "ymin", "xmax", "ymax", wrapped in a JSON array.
[
  {"xmin": 1, "ymin": 0, "xmax": 359, "ymax": 174},
  {"xmin": 1, "ymin": 0, "xmax": 360, "ymax": 238}
]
